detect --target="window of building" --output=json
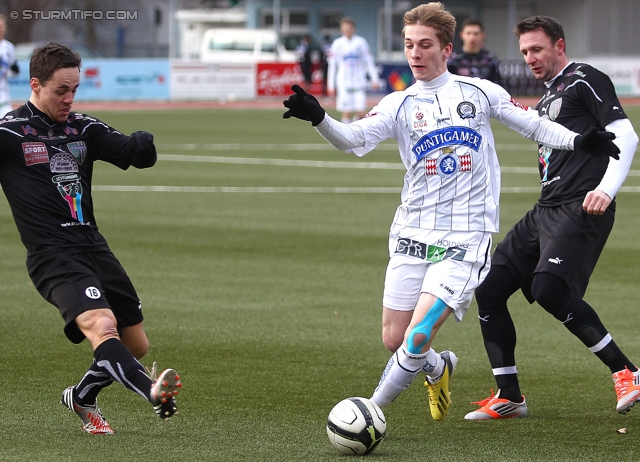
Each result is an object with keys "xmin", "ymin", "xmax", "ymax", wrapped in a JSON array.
[{"xmin": 260, "ymin": 8, "xmax": 309, "ymax": 34}]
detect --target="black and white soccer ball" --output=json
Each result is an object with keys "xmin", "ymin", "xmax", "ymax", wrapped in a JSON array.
[{"xmin": 326, "ymin": 397, "xmax": 386, "ymax": 455}]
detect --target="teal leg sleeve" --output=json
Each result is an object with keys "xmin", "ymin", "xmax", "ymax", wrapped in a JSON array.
[{"xmin": 406, "ymin": 298, "xmax": 447, "ymax": 355}]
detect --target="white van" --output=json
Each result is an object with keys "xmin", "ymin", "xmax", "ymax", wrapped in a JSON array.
[{"xmin": 199, "ymin": 29, "xmax": 297, "ymax": 63}]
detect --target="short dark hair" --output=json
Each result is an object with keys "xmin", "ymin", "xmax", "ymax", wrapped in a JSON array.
[
  {"xmin": 29, "ymin": 42, "xmax": 82, "ymax": 85},
  {"xmin": 462, "ymin": 18, "xmax": 484, "ymax": 31},
  {"xmin": 514, "ymin": 15, "xmax": 565, "ymax": 44}
]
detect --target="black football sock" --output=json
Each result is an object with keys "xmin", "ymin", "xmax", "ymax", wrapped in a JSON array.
[
  {"xmin": 74, "ymin": 360, "xmax": 114, "ymax": 406},
  {"xmin": 93, "ymin": 338, "xmax": 153, "ymax": 401},
  {"xmin": 558, "ymin": 299, "xmax": 637, "ymax": 373},
  {"xmin": 532, "ymin": 272, "xmax": 637, "ymax": 374},
  {"xmin": 475, "ymin": 265, "xmax": 523, "ymax": 403}
]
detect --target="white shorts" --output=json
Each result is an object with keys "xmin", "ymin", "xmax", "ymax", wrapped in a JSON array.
[
  {"xmin": 382, "ymin": 225, "xmax": 492, "ymax": 321},
  {"xmin": 336, "ymin": 88, "xmax": 366, "ymax": 113}
]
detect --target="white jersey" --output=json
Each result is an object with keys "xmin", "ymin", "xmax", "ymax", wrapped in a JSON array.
[
  {"xmin": 327, "ymin": 34, "xmax": 379, "ymax": 92},
  {"xmin": 316, "ymin": 72, "xmax": 577, "ymax": 234},
  {"xmin": 0, "ymin": 39, "xmax": 15, "ymax": 106}
]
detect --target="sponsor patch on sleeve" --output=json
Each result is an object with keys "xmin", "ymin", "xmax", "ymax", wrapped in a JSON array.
[{"xmin": 22, "ymin": 142, "xmax": 49, "ymax": 166}]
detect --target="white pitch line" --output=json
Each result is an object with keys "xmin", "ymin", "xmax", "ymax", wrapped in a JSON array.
[
  {"xmin": 157, "ymin": 143, "xmax": 537, "ymax": 152},
  {"xmin": 92, "ymin": 185, "xmax": 400, "ymax": 193},
  {"xmin": 158, "ymin": 154, "xmax": 405, "ymax": 170},
  {"xmin": 90, "ymin": 185, "xmax": 640, "ymax": 194},
  {"xmin": 157, "ymin": 154, "xmax": 640, "ymax": 177}
]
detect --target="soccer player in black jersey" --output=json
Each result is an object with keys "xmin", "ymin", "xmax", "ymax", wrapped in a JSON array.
[
  {"xmin": 466, "ymin": 16, "xmax": 640, "ymax": 419},
  {"xmin": 0, "ymin": 43, "xmax": 182, "ymax": 433},
  {"xmin": 447, "ymin": 18, "xmax": 502, "ymax": 86}
]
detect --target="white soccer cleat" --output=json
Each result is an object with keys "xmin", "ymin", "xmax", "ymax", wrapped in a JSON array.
[
  {"xmin": 464, "ymin": 389, "xmax": 528, "ymax": 420},
  {"xmin": 150, "ymin": 368, "xmax": 182, "ymax": 421},
  {"xmin": 61, "ymin": 386, "xmax": 114, "ymax": 434}
]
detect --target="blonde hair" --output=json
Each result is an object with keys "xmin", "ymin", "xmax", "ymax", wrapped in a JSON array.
[{"xmin": 403, "ymin": 2, "xmax": 456, "ymax": 48}]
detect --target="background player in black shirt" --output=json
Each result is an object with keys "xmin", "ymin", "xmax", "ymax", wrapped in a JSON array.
[
  {"xmin": 447, "ymin": 18, "xmax": 502, "ymax": 86},
  {"xmin": 0, "ymin": 43, "xmax": 182, "ymax": 434},
  {"xmin": 466, "ymin": 16, "xmax": 639, "ymax": 420}
]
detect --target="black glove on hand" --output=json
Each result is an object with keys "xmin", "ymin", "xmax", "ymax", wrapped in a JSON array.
[
  {"xmin": 10, "ymin": 62, "xmax": 19, "ymax": 74},
  {"xmin": 128, "ymin": 131, "xmax": 157, "ymax": 168},
  {"xmin": 574, "ymin": 128, "xmax": 620, "ymax": 160},
  {"xmin": 283, "ymin": 84, "xmax": 326, "ymax": 126}
]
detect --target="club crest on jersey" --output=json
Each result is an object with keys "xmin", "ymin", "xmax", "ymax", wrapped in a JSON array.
[
  {"xmin": 22, "ymin": 142, "xmax": 49, "ymax": 166},
  {"xmin": 67, "ymin": 141, "xmax": 87, "ymax": 164},
  {"xmin": 549, "ymin": 98, "xmax": 562, "ymax": 121},
  {"xmin": 456, "ymin": 101, "xmax": 476, "ymax": 119},
  {"xmin": 411, "ymin": 110, "xmax": 428, "ymax": 129},
  {"xmin": 412, "ymin": 126, "xmax": 482, "ymax": 161},
  {"xmin": 425, "ymin": 148, "xmax": 472, "ymax": 179}
]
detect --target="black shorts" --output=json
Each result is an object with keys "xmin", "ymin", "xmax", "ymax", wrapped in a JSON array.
[
  {"xmin": 492, "ymin": 200, "xmax": 614, "ymax": 302},
  {"xmin": 26, "ymin": 250, "xmax": 144, "ymax": 344}
]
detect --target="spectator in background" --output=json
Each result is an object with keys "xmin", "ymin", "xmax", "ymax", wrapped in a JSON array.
[
  {"xmin": 0, "ymin": 14, "xmax": 19, "ymax": 117},
  {"xmin": 296, "ymin": 35, "xmax": 313, "ymax": 89},
  {"xmin": 320, "ymin": 35, "xmax": 332, "ymax": 96},
  {"xmin": 327, "ymin": 17, "xmax": 380, "ymax": 123},
  {"xmin": 448, "ymin": 18, "xmax": 501, "ymax": 86}
]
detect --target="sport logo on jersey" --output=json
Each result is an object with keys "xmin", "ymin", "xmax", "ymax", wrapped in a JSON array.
[
  {"xmin": 509, "ymin": 97, "xmax": 529, "ymax": 111},
  {"xmin": 412, "ymin": 110, "xmax": 428, "ymax": 129},
  {"xmin": 22, "ymin": 125, "xmax": 37, "ymax": 136},
  {"xmin": 22, "ymin": 142, "xmax": 49, "ymax": 166},
  {"xmin": 425, "ymin": 148, "xmax": 472, "ymax": 179},
  {"xmin": 412, "ymin": 126, "xmax": 481, "ymax": 161}
]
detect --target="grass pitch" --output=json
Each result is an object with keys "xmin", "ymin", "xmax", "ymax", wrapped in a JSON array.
[{"xmin": 1, "ymin": 105, "xmax": 640, "ymax": 461}]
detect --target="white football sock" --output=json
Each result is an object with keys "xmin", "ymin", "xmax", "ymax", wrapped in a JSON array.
[
  {"xmin": 371, "ymin": 345, "xmax": 427, "ymax": 408},
  {"xmin": 423, "ymin": 349, "xmax": 444, "ymax": 379}
]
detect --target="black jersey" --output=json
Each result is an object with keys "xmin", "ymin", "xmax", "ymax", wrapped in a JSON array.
[
  {"xmin": 535, "ymin": 62, "xmax": 627, "ymax": 206},
  {"xmin": 447, "ymin": 49, "xmax": 502, "ymax": 85},
  {"xmin": 0, "ymin": 102, "xmax": 142, "ymax": 254}
]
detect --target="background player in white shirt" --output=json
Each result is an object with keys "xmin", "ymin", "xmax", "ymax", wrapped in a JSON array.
[
  {"xmin": 0, "ymin": 14, "xmax": 19, "ymax": 117},
  {"xmin": 283, "ymin": 2, "xmax": 620, "ymax": 422},
  {"xmin": 327, "ymin": 17, "xmax": 380, "ymax": 123}
]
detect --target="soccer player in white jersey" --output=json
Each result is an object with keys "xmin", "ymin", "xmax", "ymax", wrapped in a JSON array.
[
  {"xmin": 0, "ymin": 14, "xmax": 18, "ymax": 117},
  {"xmin": 327, "ymin": 17, "xmax": 380, "ymax": 123},
  {"xmin": 283, "ymin": 2, "xmax": 620, "ymax": 422}
]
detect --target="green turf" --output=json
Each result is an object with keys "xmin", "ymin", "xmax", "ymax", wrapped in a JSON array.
[{"xmin": 1, "ymin": 105, "xmax": 640, "ymax": 461}]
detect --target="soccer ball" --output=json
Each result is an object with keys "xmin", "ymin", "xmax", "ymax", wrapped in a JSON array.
[{"xmin": 326, "ymin": 397, "xmax": 386, "ymax": 455}]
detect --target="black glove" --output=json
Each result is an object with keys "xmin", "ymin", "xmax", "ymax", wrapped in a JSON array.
[
  {"xmin": 10, "ymin": 62, "xmax": 19, "ymax": 74},
  {"xmin": 574, "ymin": 128, "xmax": 620, "ymax": 160},
  {"xmin": 128, "ymin": 131, "xmax": 157, "ymax": 168},
  {"xmin": 283, "ymin": 84, "xmax": 325, "ymax": 126}
]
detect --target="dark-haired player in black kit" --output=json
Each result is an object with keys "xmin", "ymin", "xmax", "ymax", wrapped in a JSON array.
[
  {"xmin": 447, "ymin": 18, "xmax": 502, "ymax": 85},
  {"xmin": 465, "ymin": 16, "xmax": 639, "ymax": 420},
  {"xmin": 0, "ymin": 43, "xmax": 182, "ymax": 434}
]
